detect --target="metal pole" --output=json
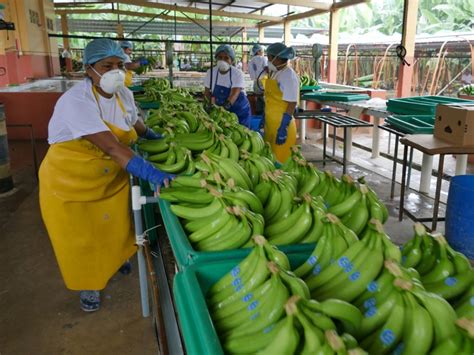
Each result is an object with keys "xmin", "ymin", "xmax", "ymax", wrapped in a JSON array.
[
  {"xmin": 209, "ymin": 0, "xmax": 213, "ymax": 91},
  {"xmin": 131, "ymin": 184, "xmax": 150, "ymax": 318}
]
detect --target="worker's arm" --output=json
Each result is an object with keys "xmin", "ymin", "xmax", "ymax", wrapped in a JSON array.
[
  {"xmin": 83, "ymin": 131, "xmax": 134, "ymax": 168},
  {"xmin": 133, "ymin": 120, "xmax": 147, "ymax": 137},
  {"xmin": 125, "ymin": 62, "xmax": 141, "ymax": 71},
  {"xmin": 285, "ymin": 101, "xmax": 297, "ymax": 116},
  {"xmin": 204, "ymin": 87, "xmax": 212, "ymax": 101},
  {"xmin": 227, "ymin": 87, "xmax": 242, "ymax": 105}
]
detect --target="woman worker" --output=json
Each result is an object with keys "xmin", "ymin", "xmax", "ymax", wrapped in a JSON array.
[
  {"xmin": 204, "ymin": 44, "xmax": 252, "ymax": 128},
  {"xmin": 248, "ymin": 44, "xmax": 267, "ymax": 115},
  {"xmin": 39, "ymin": 39, "xmax": 173, "ymax": 312},
  {"xmin": 120, "ymin": 40, "xmax": 149, "ymax": 87},
  {"xmin": 263, "ymin": 42, "xmax": 299, "ymax": 163}
]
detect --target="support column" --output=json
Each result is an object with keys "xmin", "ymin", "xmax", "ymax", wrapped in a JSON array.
[
  {"xmin": 455, "ymin": 155, "xmax": 468, "ymax": 176},
  {"xmin": 242, "ymin": 28, "xmax": 248, "ymax": 72},
  {"xmin": 258, "ymin": 26, "xmax": 265, "ymax": 43},
  {"xmin": 60, "ymin": 14, "xmax": 73, "ymax": 72},
  {"xmin": 327, "ymin": 9, "xmax": 340, "ymax": 83},
  {"xmin": 396, "ymin": 0, "xmax": 419, "ymax": 97},
  {"xmin": 117, "ymin": 23, "xmax": 124, "ymax": 38},
  {"xmin": 283, "ymin": 21, "xmax": 291, "ymax": 45}
]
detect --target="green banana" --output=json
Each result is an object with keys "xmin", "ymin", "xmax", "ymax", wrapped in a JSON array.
[
  {"xmin": 255, "ymin": 313, "xmax": 299, "ymax": 355},
  {"xmin": 401, "ymin": 292, "xmax": 433, "ymax": 354}
]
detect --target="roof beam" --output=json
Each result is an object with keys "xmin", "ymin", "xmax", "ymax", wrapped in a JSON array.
[
  {"xmin": 56, "ymin": 8, "xmax": 256, "ymax": 27},
  {"xmin": 252, "ymin": 0, "xmax": 331, "ymax": 10},
  {"xmin": 60, "ymin": 0, "xmax": 283, "ymax": 22},
  {"xmin": 258, "ymin": 0, "xmax": 367, "ymax": 28}
]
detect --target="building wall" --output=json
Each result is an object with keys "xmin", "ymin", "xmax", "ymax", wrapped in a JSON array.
[{"xmin": 0, "ymin": 0, "xmax": 60, "ymax": 86}]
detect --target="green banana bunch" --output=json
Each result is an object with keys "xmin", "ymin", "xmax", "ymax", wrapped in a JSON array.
[{"xmin": 239, "ymin": 152, "xmax": 275, "ymax": 186}]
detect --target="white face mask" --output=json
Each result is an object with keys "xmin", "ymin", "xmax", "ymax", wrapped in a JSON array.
[
  {"xmin": 91, "ymin": 67, "xmax": 125, "ymax": 94},
  {"xmin": 268, "ymin": 62, "xmax": 278, "ymax": 72},
  {"xmin": 217, "ymin": 60, "xmax": 230, "ymax": 72}
]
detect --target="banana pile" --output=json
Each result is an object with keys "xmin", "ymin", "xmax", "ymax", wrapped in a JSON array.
[
  {"xmin": 207, "ymin": 236, "xmax": 366, "ymax": 354},
  {"xmin": 282, "ymin": 147, "xmax": 389, "ymax": 235},
  {"xmin": 300, "ymin": 75, "xmax": 318, "ymax": 88},
  {"xmin": 347, "ymin": 257, "xmax": 473, "ymax": 354},
  {"xmin": 401, "ymin": 223, "xmax": 473, "ymax": 316},
  {"xmin": 299, "ymin": 219, "xmax": 401, "ymax": 302}
]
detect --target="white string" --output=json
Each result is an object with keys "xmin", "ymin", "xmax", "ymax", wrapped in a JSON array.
[{"xmin": 136, "ymin": 223, "xmax": 162, "ymax": 246}]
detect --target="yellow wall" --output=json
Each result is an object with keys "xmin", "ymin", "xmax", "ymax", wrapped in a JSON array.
[{"xmin": 0, "ymin": 0, "xmax": 58, "ymax": 56}]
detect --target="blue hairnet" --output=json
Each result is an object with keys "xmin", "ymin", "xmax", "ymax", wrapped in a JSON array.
[
  {"xmin": 215, "ymin": 44, "xmax": 235, "ymax": 61},
  {"xmin": 251, "ymin": 44, "xmax": 263, "ymax": 56},
  {"xmin": 267, "ymin": 42, "xmax": 296, "ymax": 60},
  {"xmin": 83, "ymin": 39, "xmax": 126, "ymax": 65},
  {"xmin": 120, "ymin": 40, "xmax": 133, "ymax": 49}
]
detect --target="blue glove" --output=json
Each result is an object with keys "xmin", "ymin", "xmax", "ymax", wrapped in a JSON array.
[
  {"xmin": 275, "ymin": 113, "xmax": 292, "ymax": 145},
  {"xmin": 126, "ymin": 155, "xmax": 175, "ymax": 187},
  {"xmin": 139, "ymin": 58, "xmax": 149, "ymax": 66},
  {"xmin": 144, "ymin": 127, "xmax": 162, "ymax": 140}
]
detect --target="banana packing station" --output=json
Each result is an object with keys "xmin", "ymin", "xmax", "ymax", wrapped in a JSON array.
[{"xmin": 1, "ymin": 0, "xmax": 474, "ymax": 353}]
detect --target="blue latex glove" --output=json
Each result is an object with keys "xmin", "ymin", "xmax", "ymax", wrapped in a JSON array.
[
  {"xmin": 126, "ymin": 155, "xmax": 175, "ymax": 187},
  {"xmin": 223, "ymin": 100, "xmax": 232, "ymax": 110},
  {"xmin": 139, "ymin": 58, "xmax": 149, "ymax": 66},
  {"xmin": 144, "ymin": 127, "xmax": 162, "ymax": 140},
  {"xmin": 275, "ymin": 113, "xmax": 292, "ymax": 145}
]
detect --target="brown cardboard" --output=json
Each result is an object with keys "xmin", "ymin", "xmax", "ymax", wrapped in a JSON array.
[{"xmin": 434, "ymin": 104, "xmax": 474, "ymax": 146}]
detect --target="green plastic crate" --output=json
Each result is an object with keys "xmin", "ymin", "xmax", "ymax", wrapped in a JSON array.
[
  {"xmin": 158, "ymin": 199, "xmax": 315, "ymax": 269},
  {"xmin": 385, "ymin": 114, "xmax": 435, "ymax": 134},
  {"xmin": 173, "ymin": 253, "xmax": 311, "ymax": 355},
  {"xmin": 129, "ymin": 85, "xmax": 145, "ymax": 93},
  {"xmin": 302, "ymin": 92, "xmax": 370, "ymax": 102},
  {"xmin": 300, "ymin": 85, "xmax": 321, "ymax": 92},
  {"xmin": 137, "ymin": 101, "xmax": 160, "ymax": 110},
  {"xmin": 387, "ymin": 96, "xmax": 473, "ymax": 115}
]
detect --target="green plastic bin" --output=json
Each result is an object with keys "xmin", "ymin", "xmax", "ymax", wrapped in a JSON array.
[
  {"xmin": 300, "ymin": 85, "xmax": 321, "ymax": 92},
  {"xmin": 129, "ymin": 85, "xmax": 145, "ymax": 93},
  {"xmin": 173, "ymin": 253, "xmax": 311, "ymax": 355},
  {"xmin": 137, "ymin": 101, "xmax": 160, "ymax": 110},
  {"xmin": 387, "ymin": 96, "xmax": 472, "ymax": 115},
  {"xmin": 385, "ymin": 115, "xmax": 435, "ymax": 134},
  {"xmin": 302, "ymin": 92, "xmax": 370, "ymax": 102},
  {"xmin": 158, "ymin": 199, "xmax": 315, "ymax": 269}
]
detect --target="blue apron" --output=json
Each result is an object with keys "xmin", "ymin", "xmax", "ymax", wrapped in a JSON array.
[{"xmin": 212, "ymin": 68, "xmax": 252, "ymax": 128}]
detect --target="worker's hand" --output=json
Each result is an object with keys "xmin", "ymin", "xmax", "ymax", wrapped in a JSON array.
[
  {"xmin": 125, "ymin": 156, "xmax": 175, "ymax": 188},
  {"xmin": 223, "ymin": 100, "xmax": 232, "ymax": 110},
  {"xmin": 138, "ymin": 58, "xmax": 149, "ymax": 66},
  {"xmin": 144, "ymin": 127, "xmax": 163, "ymax": 140},
  {"xmin": 275, "ymin": 113, "xmax": 292, "ymax": 145}
]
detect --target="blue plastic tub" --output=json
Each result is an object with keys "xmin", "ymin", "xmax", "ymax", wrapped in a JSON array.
[
  {"xmin": 446, "ymin": 175, "xmax": 474, "ymax": 258},
  {"xmin": 250, "ymin": 115, "xmax": 263, "ymax": 132}
]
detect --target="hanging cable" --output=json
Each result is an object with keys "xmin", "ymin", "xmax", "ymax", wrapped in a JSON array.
[{"xmin": 396, "ymin": 45, "xmax": 410, "ymax": 66}]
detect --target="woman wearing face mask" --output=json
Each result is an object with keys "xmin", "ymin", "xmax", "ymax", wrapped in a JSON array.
[
  {"xmin": 248, "ymin": 44, "xmax": 268, "ymax": 115},
  {"xmin": 204, "ymin": 44, "xmax": 252, "ymax": 128},
  {"xmin": 39, "ymin": 39, "xmax": 174, "ymax": 312},
  {"xmin": 262, "ymin": 42, "xmax": 299, "ymax": 163}
]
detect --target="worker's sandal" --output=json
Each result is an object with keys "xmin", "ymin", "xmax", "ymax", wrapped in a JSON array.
[
  {"xmin": 119, "ymin": 260, "xmax": 132, "ymax": 275},
  {"xmin": 79, "ymin": 290, "xmax": 100, "ymax": 312}
]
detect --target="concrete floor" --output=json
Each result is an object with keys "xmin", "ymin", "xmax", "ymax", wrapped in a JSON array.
[{"xmin": 0, "ymin": 141, "xmax": 159, "ymax": 355}]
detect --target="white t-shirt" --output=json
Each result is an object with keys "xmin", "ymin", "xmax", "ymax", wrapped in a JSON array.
[
  {"xmin": 123, "ymin": 53, "xmax": 132, "ymax": 64},
  {"xmin": 204, "ymin": 66, "xmax": 246, "ymax": 93},
  {"xmin": 248, "ymin": 55, "xmax": 268, "ymax": 80},
  {"xmin": 48, "ymin": 79, "xmax": 138, "ymax": 144},
  {"xmin": 269, "ymin": 66, "xmax": 299, "ymax": 103}
]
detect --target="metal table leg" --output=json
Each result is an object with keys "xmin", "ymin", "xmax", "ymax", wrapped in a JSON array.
[
  {"xmin": 387, "ymin": 132, "xmax": 392, "ymax": 155},
  {"xmin": 345, "ymin": 127, "xmax": 353, "ymax": 163},
  {"xmin": 432, "ymin": 154, "xmax": 445, "ymax": 231},
  {"xmin": 332, "ymin": 126, "xmax": 337, "ymax": 157},
  {"xmin": 343, "ymin": 127, "xmax": 348, "ymax": 174},
  {"xmin": 322, "ymin": 122, "xmax": 327, "ymax": 167},
  {"xmin": 406, "ymin": 147, "xmax": 414, "ymax": 191},
  {"xmin": 390, "ymin": 135, "xmax": 399, "ymax": 199},
  {"xmin": 399, "ymin": 144, "xmax": 409, "ymax": 221}
]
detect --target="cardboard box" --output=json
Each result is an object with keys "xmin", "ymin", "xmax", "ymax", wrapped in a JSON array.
[{"xmin": 434, "ymin": 104, "xmax": 474, "ymax": 146}]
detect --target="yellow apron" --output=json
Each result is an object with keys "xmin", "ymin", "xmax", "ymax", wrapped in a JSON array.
[
  {"xmin": 39, "ymin": 89, "xmax": 138, "ymax": 290},
  {"xmin": 263, "ymin": 75, "xmax": 297, "ymax": 164},
  {"xmin": 125, "ymin": 70, "xmax": 133, "ymax": 87}
]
